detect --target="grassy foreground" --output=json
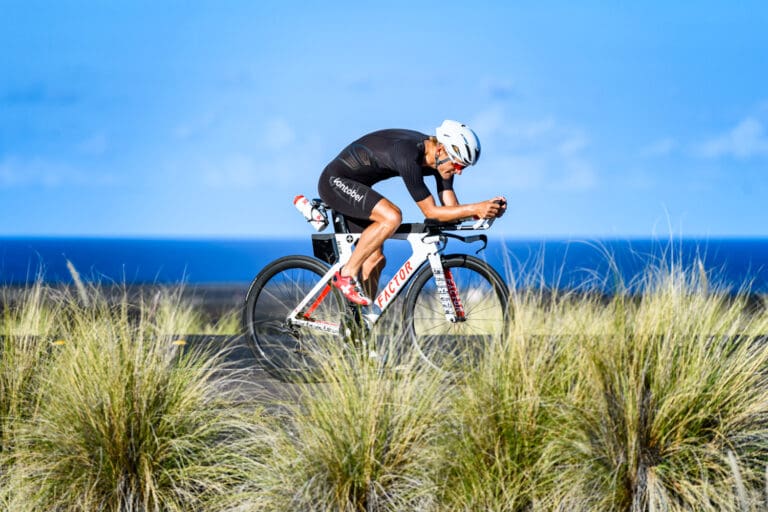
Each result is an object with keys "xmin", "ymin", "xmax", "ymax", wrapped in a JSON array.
[
  {"xmin": 0, "ymin": 285, "xmax": 262, "ymax": 511},
  {"xmin": 1, "ymin": 264, "xmax": 768, "ymax": 511}
]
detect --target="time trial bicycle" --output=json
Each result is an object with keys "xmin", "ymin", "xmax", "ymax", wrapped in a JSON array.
[{"xmin": 242, "ymin": 197, "xmax": 509, "ymax": 381}]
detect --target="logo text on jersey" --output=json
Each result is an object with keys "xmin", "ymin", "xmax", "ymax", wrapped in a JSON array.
[{"xmin": 332, "ymin": 178, "xmax": 365, "ymax": 203}]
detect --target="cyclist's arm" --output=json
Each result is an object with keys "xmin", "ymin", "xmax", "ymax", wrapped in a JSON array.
[
  {"xmin": 439, "ymin": 189, "xmax": 459, "ymax": 207},
  {"xmin": 416, "ymin": 194, "xmax": 504, "ymax": 222}
]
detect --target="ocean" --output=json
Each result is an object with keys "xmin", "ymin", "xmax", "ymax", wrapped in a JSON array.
[{"xmin": 1, "ymin": 237, "xmax": 768, "ymax": 294}]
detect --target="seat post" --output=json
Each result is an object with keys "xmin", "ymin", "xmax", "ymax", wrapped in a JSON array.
[{"xmin": 330, "ymin": 209, "xmax": 350, "ymax": 234}]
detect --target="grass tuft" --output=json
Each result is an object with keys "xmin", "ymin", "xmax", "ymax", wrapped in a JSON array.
[
  {"xmin": 0, "ymin": 282, "xmax": 61, "ymax": 454},
  {"xmin": 2, "ymin": 285, "xmax": 267, "ymax": 511},
  {"xmin": 255, "ymin": 339, "xmax": 447, "ymax": 511},
  {"xmin": 544, "ymin": 265, "xmax": 768, "ymax": 511}
]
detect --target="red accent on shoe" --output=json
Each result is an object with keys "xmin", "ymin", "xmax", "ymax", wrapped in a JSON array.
[{"xmin": 332, "ymin": 271, "xmax": 372, "ymax": 306}]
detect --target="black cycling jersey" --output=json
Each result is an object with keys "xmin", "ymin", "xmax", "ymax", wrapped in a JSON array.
[{"xmin": 318, "ymin": 129, "xmax": 453, "ymax": 228}]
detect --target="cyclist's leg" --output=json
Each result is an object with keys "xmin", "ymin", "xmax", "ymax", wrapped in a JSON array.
[
  {"xmin": 360, "ymin": 253, "xmax": 387, "ymax": 299},
  {"xmin": 343, "ymin": 199, "xmax": 401, "ymax": 281},
  {"xmin": 343, "ymin": 218, "xmax": 386, "ymax": 299},
  {"xmin": 318, "ymin": 175, "xmax": 401, "ymax": 284},
  {"xmin": 361, "ymin": 249, "xmax": 385, "ymax": 299}
]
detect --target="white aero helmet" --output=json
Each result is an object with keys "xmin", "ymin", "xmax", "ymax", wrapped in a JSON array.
[{"xmin": 435, "ymin": 119, "xmax": 481, "ymax": 167}]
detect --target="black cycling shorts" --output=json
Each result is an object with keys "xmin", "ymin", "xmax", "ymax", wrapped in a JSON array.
[{"xmin": 318, "ymin": 174, "xmax": 384, "ymax": 232}]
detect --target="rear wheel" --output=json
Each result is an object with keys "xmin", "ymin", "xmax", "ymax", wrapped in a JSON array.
[
  {"xmin": 403, "ymin": 254, "xmax": 509, "ymax": 372},
  {"xmin": 242, "ymin": 255, "xmax": 345, "ymax": 381}
]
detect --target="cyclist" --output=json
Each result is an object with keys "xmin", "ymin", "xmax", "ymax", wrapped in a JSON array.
[{"xmin": 318, "ymin": 120, "xmax": 506, "ymax": 306}]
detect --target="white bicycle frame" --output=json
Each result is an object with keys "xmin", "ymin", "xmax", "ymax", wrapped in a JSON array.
[{"xmin": 287, "ymin": 214, "xmax": 492, "ymax": 336}]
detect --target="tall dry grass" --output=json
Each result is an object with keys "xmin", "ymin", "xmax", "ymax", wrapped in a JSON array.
[
  {"xmin": 1, "ymin": 282, "xmax": 63, "ymax": 512},
  {"xmin": 543, "ymin": 265, "xmax": 768, "ymax": 511},
  {"xmin": 2, "ymin": 254, "xmax": 768, "ymax": 511},
  {"xmin": 253, "ymin": 336, "xmax": 448, "ymax": 512},
  {"xmin": 0, "ymin": 284, "xmax": 268, "ymax": 511},
  {"xmin": 436, "ymin": 289, "xmax": 584, "ymax": 510},
  {"xmin": 431, "ymin": 252, "xmax": 768, "ymax": 511}
]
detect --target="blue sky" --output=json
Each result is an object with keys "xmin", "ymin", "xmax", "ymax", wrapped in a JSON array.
[{"xmin": 1, "ymin": 1, "xmax": 767, "ymax": 238}]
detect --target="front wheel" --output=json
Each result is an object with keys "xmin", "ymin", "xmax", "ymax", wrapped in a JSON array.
[{"xmin": 402, "ymin": 254, "xmax": 509, "ymax": 372}]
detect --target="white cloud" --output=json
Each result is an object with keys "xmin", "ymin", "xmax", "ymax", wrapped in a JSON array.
[
  {"xmin": 191, "ymin": 132, "xmax": 325, "ymax": 192},
  {"xmin": 470, "ymin": 106, "xmax": 598, "ymax": 192},
  {"xmin": 199, "ymin": 155, "xmax": 260, "ymax": 189},
  {"xmin": 640, "ymin": 137, "xmax": 677, "ymax": 157},
  {"xmin": 470, "ymin": 107, "xmax": 507, "ymax": 138},
  {"xmin": 262, "ymin": 118, "xmax": 296, "ymax": 150},
  {"xmin": 474, "ymin": 111, "xmax": 559, "ymax": 149},
  {"xmin": 620, "ymin": 169, "xmax": 655, "ymax": 191},
  {"xmin": 470, "ymin": 151, "xmax": 597, "ymax": 193},
  {"xmin": 696, "ymin": 117, "xmax": 768, "ymax": 159},
  {"xmin": 173, "ymin": 112, "xmax": 218, "ymax": 140},
  {"xmin": 475, "ymin": 154, "xmax": 547, "ymax": 191},
  {"xmin": 558, "ymin": 132, "xmax": 589, "ymax": 156},
  {"xmin": 0, "ymin": 156, "xmax": 115, "ymax": 188},
  {"xmin": 554, "ymin": 159, "xmax": 597, "ymax": 190}
]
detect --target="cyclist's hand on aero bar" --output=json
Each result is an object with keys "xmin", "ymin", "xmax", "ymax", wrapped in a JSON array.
[{"xmin": 476, "ymin": 197, "xmax": 507, "ymax": 219}]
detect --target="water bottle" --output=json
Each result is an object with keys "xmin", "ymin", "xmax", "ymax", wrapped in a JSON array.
[{"xmin": 293, "ymin": 195, "xmax": 328, "ymax": 231}]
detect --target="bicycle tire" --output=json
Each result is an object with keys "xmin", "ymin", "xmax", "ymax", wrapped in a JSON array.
[
  {"xmin": 402, "ymin": 254, "xmax": 509, "ymax": 372},
  {"xmin": 242, "ymin": 255, "xmax": 345, "ymax": 381}
]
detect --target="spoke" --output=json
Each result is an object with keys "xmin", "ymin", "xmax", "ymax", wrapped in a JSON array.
[
  {"xmin": 404, "ymin": 258, "xmax": 508, "ymax": 373},
  {"xmin": 248, "ymin": 261, "xmax": 346, "ymax": 377}
]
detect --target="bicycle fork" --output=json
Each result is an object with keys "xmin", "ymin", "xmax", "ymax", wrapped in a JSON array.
[{"xmin": 427, "ymin": 253, "xmax": 467, "ymax": 323}]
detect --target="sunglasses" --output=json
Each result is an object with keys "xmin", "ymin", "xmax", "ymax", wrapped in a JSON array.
[
  {"xmin": 445, "ymin": 148, "xmax": 466, "ymax": 171},
  {"xmin": 449, "ymin": 158, "xmax": 466, "ymax": 171}
]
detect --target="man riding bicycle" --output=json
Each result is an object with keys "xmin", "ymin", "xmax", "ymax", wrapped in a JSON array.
[{"xmin": 318, "ymin": 120, "xmax": 507, "ymax": 306}]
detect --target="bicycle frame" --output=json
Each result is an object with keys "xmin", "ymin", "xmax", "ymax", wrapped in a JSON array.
[{"xmin": 287, "ymin": 221, "xmax": 486, "ymax": 336}]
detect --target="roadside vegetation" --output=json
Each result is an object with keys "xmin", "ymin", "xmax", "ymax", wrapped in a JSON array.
[{"xmin": 1, "ymin": 259, "xmax": 768, "ymax": 510}]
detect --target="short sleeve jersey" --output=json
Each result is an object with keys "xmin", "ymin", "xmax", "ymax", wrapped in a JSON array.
[{"xmin": 321, "ymin": 129, "xmax": 454, "ymax": 202}]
